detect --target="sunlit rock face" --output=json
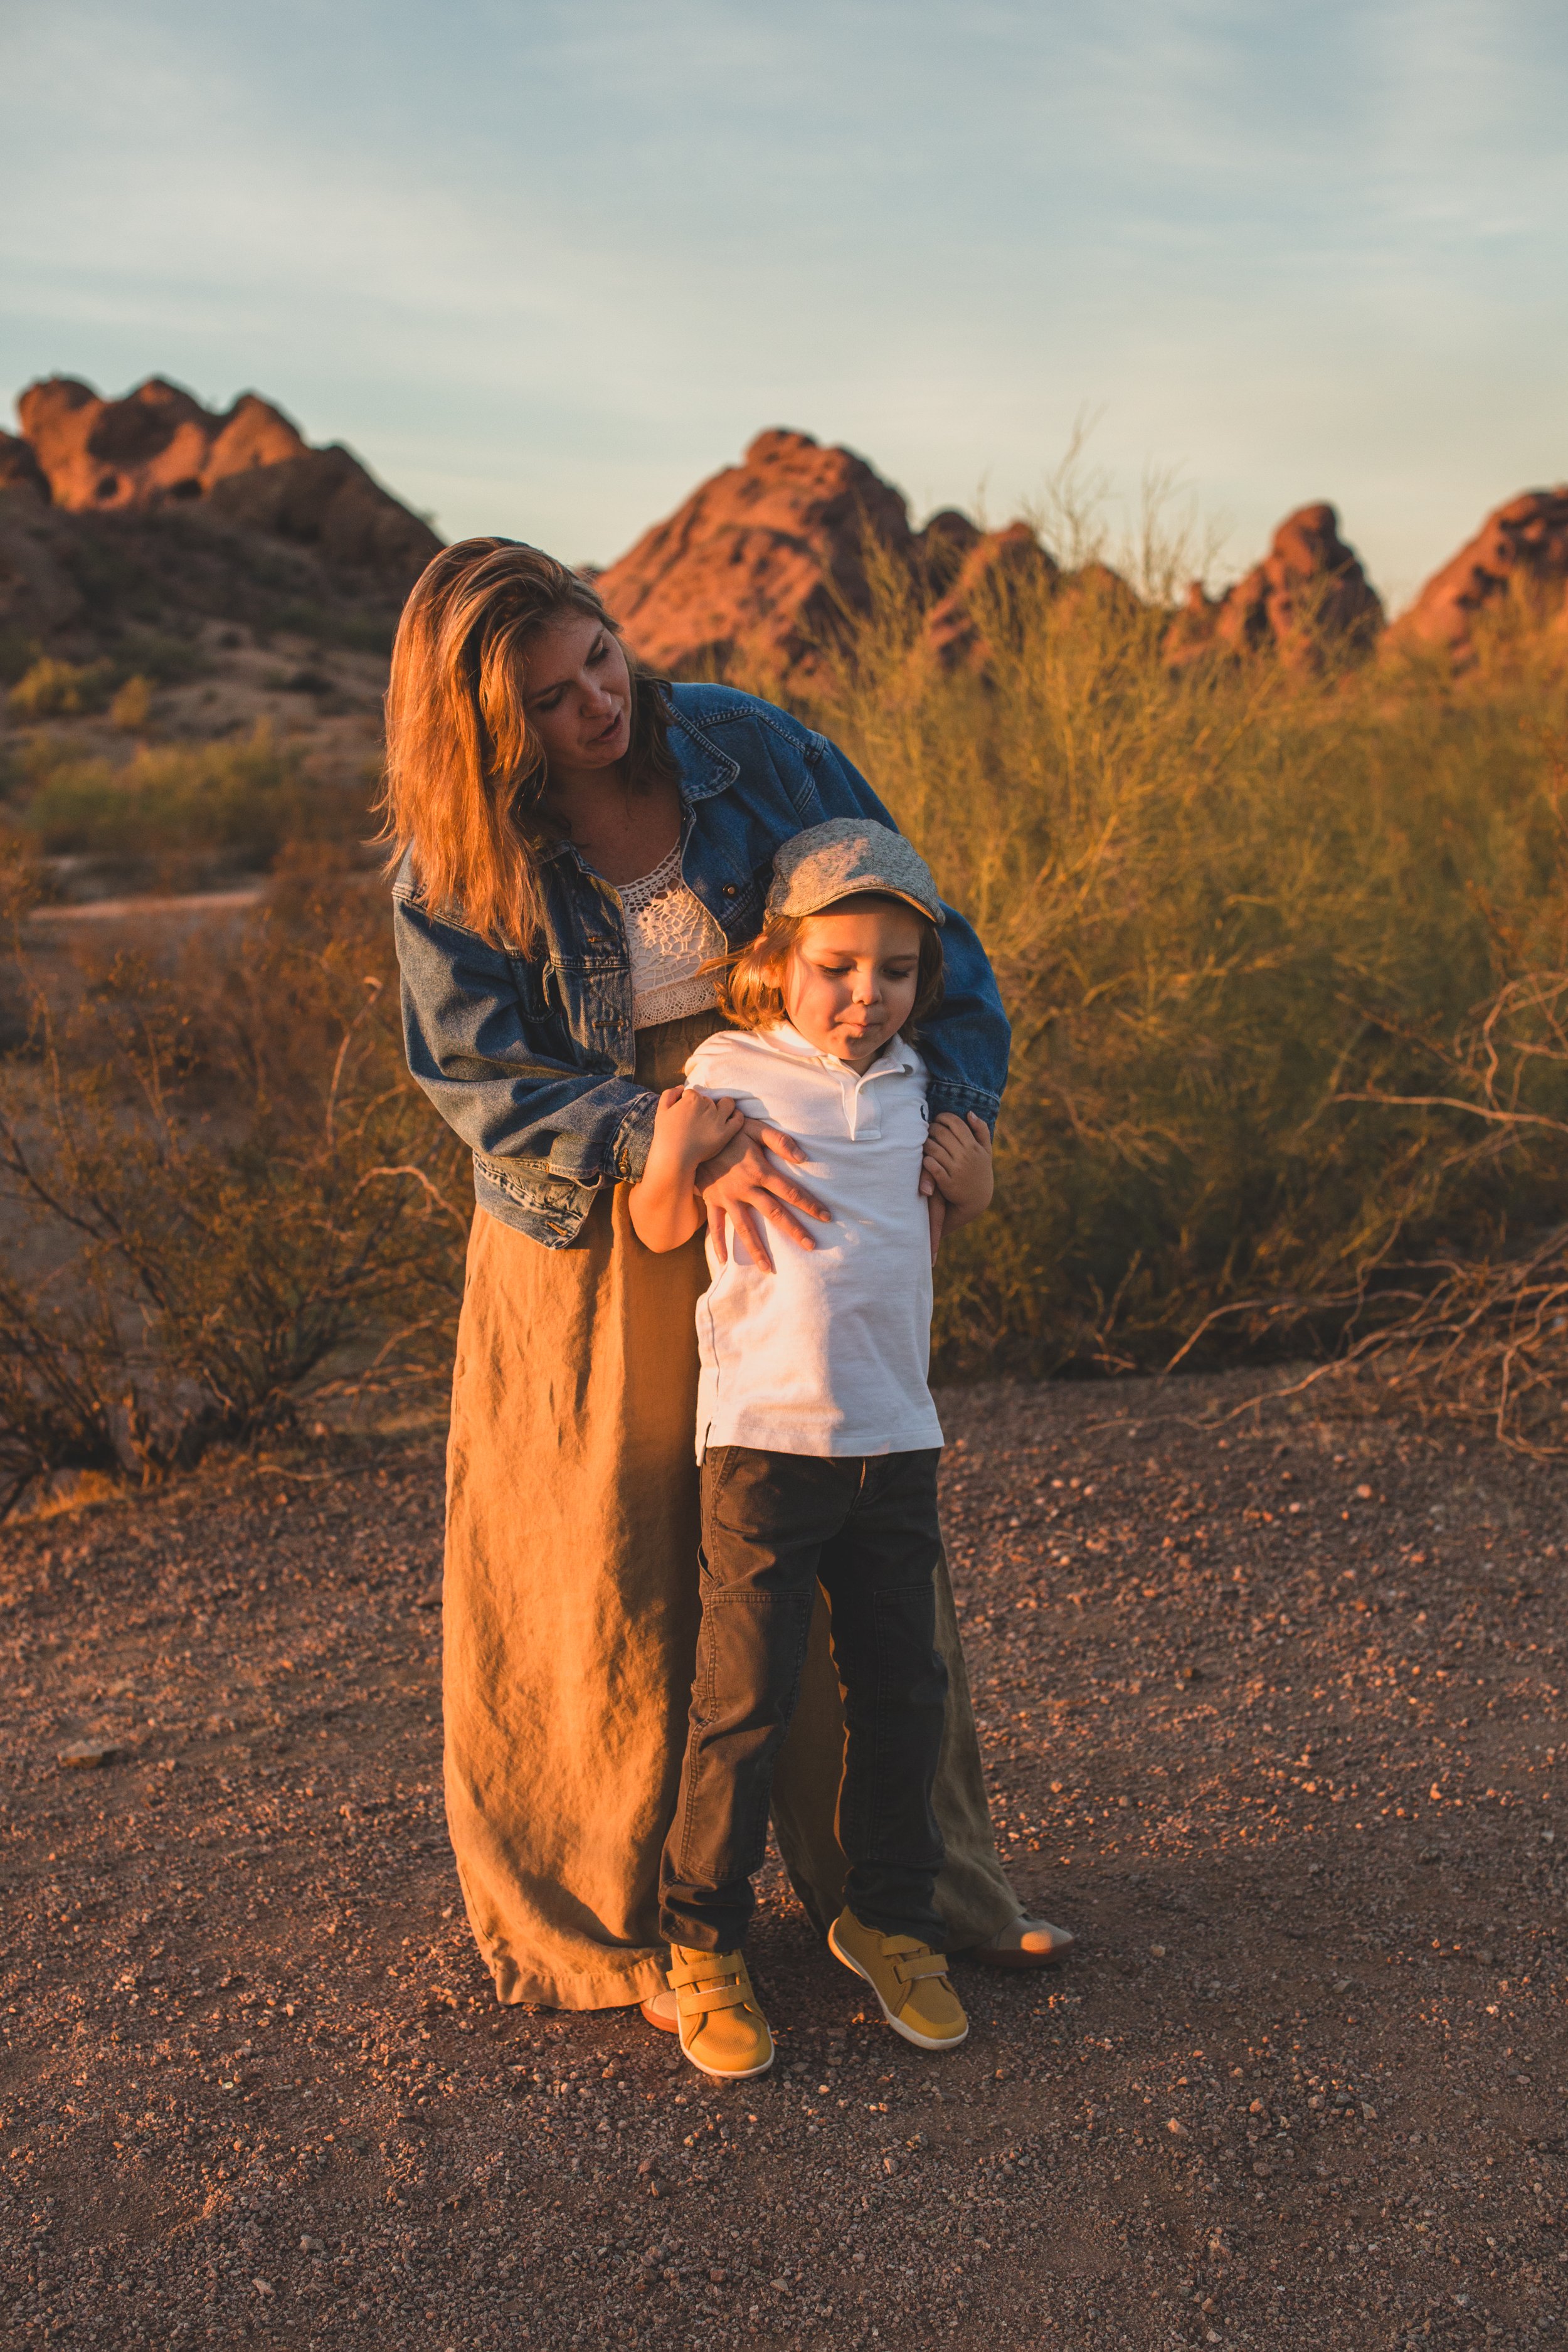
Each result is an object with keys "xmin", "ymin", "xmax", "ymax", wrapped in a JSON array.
[
  {"xmin": 1388, "ymin": 488, "xmax": 1568, "ymax": 666},
  {"xmin": 922, "ymin": 522, "xmax": 1062, "ymax": 673},
  {"xmin": 596, "ymin": 427, "xmax": 918, "ymax": 679},
  {"xmin": 10, "ymin": 375, "xmax": 440, "ymax": 589},
  {"xmin": 18, "ymin": 376, "xmax": 307, "ymax": 512},
  {"xmin": 1165, "ymin": 502, "xmax": 1384, "ymax": 672},
  {"xmin": 597, "ymin": 426, "xmax": 1066, "ymax": 684}
]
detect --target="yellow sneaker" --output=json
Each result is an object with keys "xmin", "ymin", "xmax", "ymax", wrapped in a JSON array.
[
  {"xmin": 667, "ymin": 1946, "xmax": 775, "ymax": 2081},
  {"xmin": 827, "ymin": 1907, "xmax": 968, "ymax": 2052}
]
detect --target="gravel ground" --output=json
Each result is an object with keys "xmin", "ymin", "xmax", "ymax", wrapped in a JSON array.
[{"xmin": 1, "ymin": 1369, "xmax": 1564, "ymax": 2352}]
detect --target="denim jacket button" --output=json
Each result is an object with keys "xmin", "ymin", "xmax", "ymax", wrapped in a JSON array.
[{"xmin": 723, "ymin": 884, "xmax": 737, "ymax": 896}]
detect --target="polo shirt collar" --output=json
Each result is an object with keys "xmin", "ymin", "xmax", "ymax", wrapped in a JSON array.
[{"xmin": 761, "ymin": 1021, "xmax": 919, "ymax": 1079}]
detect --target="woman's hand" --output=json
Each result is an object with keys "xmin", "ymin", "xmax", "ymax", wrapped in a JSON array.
[{"xmin": 695, "ymin": 1117, "xmax": 829, "ymax": 1269}]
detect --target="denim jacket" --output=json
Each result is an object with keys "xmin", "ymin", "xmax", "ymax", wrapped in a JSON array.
[{"xmin": 394, "ymin": 683, "xmax": 1010, "ymax": 1248}]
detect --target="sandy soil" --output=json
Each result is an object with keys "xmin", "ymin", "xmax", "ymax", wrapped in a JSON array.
[{"xmin": 1, "ymin": 1370, "xmax": 1563, "ymax": 2351}]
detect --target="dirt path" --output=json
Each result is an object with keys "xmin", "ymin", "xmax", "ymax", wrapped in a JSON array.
[{"xmin": 1, "ymin": 1372, "xmax": 1563, "ymax": 2351}]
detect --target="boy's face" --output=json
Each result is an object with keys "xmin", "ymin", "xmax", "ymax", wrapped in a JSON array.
[{"xmin": 781, "ymin": 899, "xmax": 925, "ymax": 1071}]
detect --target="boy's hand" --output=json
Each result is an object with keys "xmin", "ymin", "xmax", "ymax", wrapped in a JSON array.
[
  {"xmin": 653, "ymin": 1084, "xmax": 744, "ymax": 1165},
  {"xmin": 630, "ymin": 1088, "xmax": 746, "ymax": 1254},
  {"xmin": 921, "ymin": 1111, "xmax": 993, "ymax": 1231}
]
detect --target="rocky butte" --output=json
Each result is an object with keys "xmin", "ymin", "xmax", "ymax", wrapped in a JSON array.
[
  {"xmin": 1163, "ymin": 502, "xmax": 1385, "ymax": 671},
  {"xmin": 1385, "ymin": 488, "xmax": 1568, "ymax": 666},
  {"xmin": 595, "ymin": 437, "xmax": 1387, "ymax": 685},
  {"xmin": 595, "ymin": 428, "xmax": 1060, "ymax": 681},
  {"xmin": 9, "ymin": 376, "xmax": 440, "ymax": 583},
  {"xmin": 598, "ymin": 433, "xmax": 1568, "ymax": 687},
  {"xmin": 0, "ymin": 376, "xmax": 440, "ymax": 655}
]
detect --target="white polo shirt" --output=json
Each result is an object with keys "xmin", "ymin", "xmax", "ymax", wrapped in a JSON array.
[{"xmin": 684, "ymin": 1022, "xmax": 945, "ymax": 1462}]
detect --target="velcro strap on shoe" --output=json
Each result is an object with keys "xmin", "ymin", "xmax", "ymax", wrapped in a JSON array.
[
  {"xmin": 668, "ymin": 1956, "xmax": 744, "ymax": 1993},
  {"xmin": 893, "ymin": 1952, "xmax": 951, "ymax": 1986},
  {"xmin": 674, "ymin": 1979, "xmax": 751, "ymax": 2018}
]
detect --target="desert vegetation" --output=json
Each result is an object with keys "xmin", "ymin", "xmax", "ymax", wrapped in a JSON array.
[
  {"xmin": 785, "ymin": 540, "xmax": 1568, "ymax": 1432},
  {"xmin": 11, "ymin": 723, "xmax": 368, "ymax": 884},
  {"xmin": 3, "ymin": 472, "xmax": 1568, "ymax": 1505},
  {"xmin": 0, "ymin": 845, "xmax": 468, "ymax": 1510}
]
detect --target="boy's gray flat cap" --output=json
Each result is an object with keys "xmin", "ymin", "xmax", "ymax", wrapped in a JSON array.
[{"xmin": 765, "ymin": 818, "xmax": 945, "ymax": 926}]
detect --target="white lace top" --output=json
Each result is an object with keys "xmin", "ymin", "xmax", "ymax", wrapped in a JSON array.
[{"xmin": 609, "ymin": 843, "xmax": 728, "ymax": 1029}]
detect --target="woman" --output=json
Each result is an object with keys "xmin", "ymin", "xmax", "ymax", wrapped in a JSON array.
[{"xmin": 386, "ymin": 537, "xmax": 1071, "ymax": 2017}]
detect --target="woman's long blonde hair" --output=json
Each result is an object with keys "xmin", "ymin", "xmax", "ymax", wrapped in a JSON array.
[{"xmin": 380, "ymin": 538, "xmax": 676, "ymax": 948}]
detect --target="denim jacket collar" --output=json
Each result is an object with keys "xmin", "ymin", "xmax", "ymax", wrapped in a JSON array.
[{"xmin": 536, "ymin": 701, "xmax": 741, "ymax": 870}]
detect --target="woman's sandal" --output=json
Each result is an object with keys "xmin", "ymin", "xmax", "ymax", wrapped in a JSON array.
[{"xmin": 965, "ymin": 1915, "xmax": 1076, "ymax": 1970}]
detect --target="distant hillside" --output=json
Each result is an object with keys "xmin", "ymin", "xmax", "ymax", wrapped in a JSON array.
[{"xmin": 0, "ymin": 375, "xmax": 442, "ymax": 676}]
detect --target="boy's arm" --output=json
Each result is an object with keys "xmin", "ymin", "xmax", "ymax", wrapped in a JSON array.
[
  {"xmin": 628, "ymin": 1135, "xmax": 705, "ymax": 1251},
  {"xmin": 629, "ymin": 1087, "xmax": 744, "ymax": 1253}
]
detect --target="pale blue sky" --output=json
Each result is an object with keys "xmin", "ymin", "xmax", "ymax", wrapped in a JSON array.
[{"xmin": 3, "ymin": 0, "xmax": 1565, "ymax": 607}]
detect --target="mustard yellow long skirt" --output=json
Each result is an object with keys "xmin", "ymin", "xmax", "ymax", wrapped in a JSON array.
[{"xmin": 443, "ymin": 1012, "xmax": 1020, "ymax": 2009}]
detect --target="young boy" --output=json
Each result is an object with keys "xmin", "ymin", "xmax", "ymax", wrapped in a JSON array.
[{"xmin": 628, "ymin": 819, "xmax": 995, "ymax": 2080}]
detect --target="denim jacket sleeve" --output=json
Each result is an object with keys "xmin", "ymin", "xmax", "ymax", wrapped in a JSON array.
[
  {"xmin": 803, "ymin": 734, "xmax": 1010, "ymax": 1126},
  {"xmin": 395, "ymin": 893, "xmax": 658, "ymax": 1190}
]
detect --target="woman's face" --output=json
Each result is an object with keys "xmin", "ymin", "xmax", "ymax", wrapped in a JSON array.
[
  {"xmin": 781, "ymin": 899, "xmax": 925, "ymax": 1071},
  {"xmin": 522, "ymin": 610, "xmax": 632, "ymax": 783}
]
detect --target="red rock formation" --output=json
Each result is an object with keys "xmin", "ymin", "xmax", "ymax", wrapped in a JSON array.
[
  {"xmin": 911, "ymin": 508, "xmax": 982, "ymax": 595},
  {"xmin": 598, "ymin": 428, "xmax": 918, "ymax": 677},
  {"xmin": 0, "ymin": 499, "xmax": 84, "ymax": 637},
  {"xmin": 11, "ymin": 376, "xmax": 438, "ymax": 586},
  {"xmin": 203, "ymin": 446, "xmax": 440, "ymax": 580},
  {"xmin": 1166, "ymin": 502, "xmax": 1383, "ymax": 669},
  {"xmin": 18, "ymin": 377, "xmax": 305, "ymax": 511},
  {"xmin": 598, "ymin": 428, "xmax": 1069, "ymax": 682},
  {"xmin": 924, "ymin": 522, "xmax": 1059, "ymax": 671},
  {"xmin": 1389, "ymin": 488, "xmax": 1568, "ymax": 664},
  {"xmin": 0, "ymin": 430, "xmax": 50, "ymax": 499}
]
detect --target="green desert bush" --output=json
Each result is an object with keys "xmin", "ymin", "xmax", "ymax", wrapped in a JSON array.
[
  {"xmin": 266, "ymin": 599, "xmax": 396, "ymax": 654},
  {"xmin": 18, "ymin": 724, "xmax": 367, "ymax": 873},
  {"xmin": 778, "ymin": 548, "xmax": 1568, "ymax": 1379}
]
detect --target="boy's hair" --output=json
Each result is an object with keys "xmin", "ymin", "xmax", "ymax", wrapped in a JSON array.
[{"xmin": 712, "ymin": 892, "xmax": 945, "ymax": 1035}]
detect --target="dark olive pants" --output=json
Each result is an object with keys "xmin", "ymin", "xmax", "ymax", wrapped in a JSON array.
[{"xmin": 659, "ymin": 1446, "xmax": 949, "ymax": 1952}]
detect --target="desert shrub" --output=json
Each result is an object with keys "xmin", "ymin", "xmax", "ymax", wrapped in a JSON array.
[
  {"xmin": 0, "ymin": 632, "xmax": 40, "ymax": 687},
  {"xmin": 109, "ymin": 674, "xmax": 152, "ymax": 732},
  {"xmin": 776, "ymin": 548, "xmax": 1568, "ymax": 1379},
  {"xmin": 113, "ymin": 627, "xmax": 206, "ymax": 685},
  {"xmin": 8, "ymin": 655, "xmax": 116, "ymax": 719},
  {"xmin": 267, "ymin": 600, "xmax": 396, "ymax": 654},
  {"xmin": 1200, "ymin": 964, "xmax": 1568, "ymax": 1452},
  {"xmin": 18, "ymin": 724, "xmax": 368, "ymax": 872},
  {"xmin": 0, "ymin": 854, "xmax": 469, "ymax": 1509}
]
